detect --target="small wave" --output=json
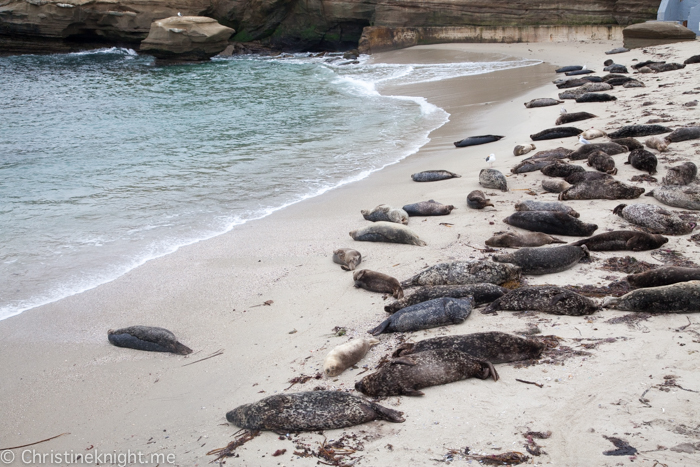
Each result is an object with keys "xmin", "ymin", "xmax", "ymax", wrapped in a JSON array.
[{"xmin": 68, "ymin": 47, "xmax": 138, "ymax": 56}]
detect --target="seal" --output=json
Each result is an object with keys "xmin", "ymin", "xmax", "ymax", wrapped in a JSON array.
[
  {"xmin": 613, "ymin": 203, "xmax": 696, "ymax": 235},
  {"xmin": 511, "ymin": 159, "xmax": 555, "ymax": 174},
  {"xmin": 575, "ymin": 93, "xmax": 617, "ymax": 103},
  {"xmin": 568, "ymin": 142, "xmax": 627, "ymax": 160},
  {"xmin": 556, "ymin": 77, "xmax": 600, "ymax": 89},
  {"xmin": 542, "ymin": 180, "xmax": 572, "ymax": 193},
  {"xmin": 566, "ymin": 69, "xmax": 594, "ymax": 76},
  {"xmin": 555, "ymin": 65, "xmax": 583, "ymax": 73},
  {"xmin": 647, "ymin": 63, "xmax": 686, "ymax": 72},
  {"xmin": 569, "ymin": 230, "xmax": 668, "ymax": 251},
  {"xmin": 623, "ymin": 80, "xmax": 645, "ymax": 88},
  {"xmin": 107, "ymin": 326, "xmax": 192, "ymax": 354},
  {"xmin": 333, "ymin": 248, "xmax": 362, "ymax": 271},
  {"xmin": 513, "ymin": 143, "xmax": 536, "ymax": 156},
  {"xmin": 503, "ymin": 211, "xmax": 598, "ymax": 236},
  {"xmin": 558, "ymin": 179, "xmax": 645, "ymax": 201},
  {"xmin": 411, "ymin": 170, "xmax": 461, "ymax": 182},
  {"xmin": 632, "ymin": 60, "xmax": 665, "ymax": 69},
  {"xmin": 453, "ymin": 135, "xmax": 504, "ymax": 147},
  {"xmin": 607, "ymin": 125, "xmax": 672, "ymax": 139},
  {"xmin": 662, "ymin": 162, "xmax": 697, "ymax": 186},
  {"xmin": 354, "ymin": 349, "xmax": 498, "ymax": 397},
  {"xmin": 368, "ymin": 297, "xmax": 474, "ymax": 336},
  {"xmin": 391, "ymin": 331, "xmax": 545, "ymax": 362},
  {"xmin": 555, "ymin": 111, "xmax": 597, "ymax": 125},
  {"xmin": 524, "ymin": 98, "xmax": 563, "ymax": 108},
  {"xmin": 350, "ymin": 222, "xmax": 427, "ymax": 246},
  {"xmin": 603, "ymin": 76, "xmax": 634, "ymax": 86},
  {"xmin": 646, "ymin": 185, "xmax": 700, "ymax": 210},
  {"xmin": 528, "ymin": 147, "xmax": 573, "ymax": 160},
  {"xmin": 514, "ymin": 200, "xmax": 580, "ymax": 218},
  {"xmin": 479, "ymin": 169, "xmax": 508, "ymax": 192},
  {"xmin": 685, "ymin": 55, "xmax": 700, "ymax": 65},
  {"xmin": 626, "ymin": 148, "xmax": 657, "ymax": 174},
  {"xmin": 581, "ymin": 82, "xmax": 613, "ymax": 92},
  {"xmin": 626, "ymin": 267, "xmax": 700, "ymax": 288},
  {"xmin": 541, "ymin": 161, "xmax": 585, "ymax": 178},
  {"xmin": 467, "ymin": 190, "xmax": 494, "ymax": 209},
  {"xmin": 645, "ymin": 136, "xmax": 669, "ymax": 152},
  {"xmin": 401, "ymin": 261, "xmax": 521, "ymax": 288},
  {"xmin": 564, "ymin": 171, "xmax": 613, "ymax": 185},
  {"xmin": 361, "ymin": 205, "xmax": 409, "ymax": 224},
  {"xmin": 611, "ymin": 137, "xmax": 643, "ymax": 151},
  {"xmin": 582, "ymin": 129, "xmax": 607, "ymax": 140},
  {"xmin": 606, "ymin": 47, "xmax": 629, "ymax": 55},
  {"xmin": 403, "ymin": 199, "xmax": 455, "ymax": 216},
  {"xmin": 485, "ymin": 231, "xmax": 566, "ymax": 248},
  {"xmin": 353, "ymin": 269, "xmax": 404, "ymax": 299},
  {"xmin": 602, "ymin": 281, "xmax": 700, "ymax": 313},
  {"xmin": 226, "ymin": 391, "xmax": 404, "ymax": 431},
  {"xmin": 530, "ymin": 127, "xmax": 582, "ymax": 141},
  {"xmin": 664, "ymin": 126, "xmax": 700, "ymax": 143},
  {"xmin": 483, "ymin": 286, "xmax": 599, "ymax": 316},
  {"xmin": 492, "ymin": 244, "xmax": 590, "ymax": 275},
  {"xmin": 559, "ymin": 89, "xmax": 586, "ymax": 100},
  {"xmin": 384, "ymin": 283, "xmax": 506, "ymax": 314},
  {"xmin": 604, "ymin": 64, "xmax": 628, "ymax": 73},
  {"xmin": 587, "ymin": 150, "xmax": 617, "ymax": 174},
  {"xmin": 323, "ymin": 338, "xmax": 380, "ymax": 377}
]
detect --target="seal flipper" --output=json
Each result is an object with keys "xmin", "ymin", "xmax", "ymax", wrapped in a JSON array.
[
  {"xmin": 550, "ymin": 236, "xmax": 566, "ymax": 244},
  {"xmin": 482, "ymin": 360, "xmax": 499, "ymax": 381},
  {"xmin": 341, "ymin": 264, "xmax": 351, "ymax": 271},
  {"xmin": 368, "ymin": 318, "xmax": 391, "ymax": 336},
  {"xmin": 173, "ymin": 341, "xmax": 193, "ymax": 355},
  {"xmin": 391, "ymin": 343, "xmax": 414, "ymax": 357},
  {"xmin": 369, "ymin": 403, "xmax": 405, "ymax": 423},
  {"xmin": 390, "ymin": 356, "xmax": 417, "ymax": 366},
  {"xmin": 401, "ymin": 387, "xmax": 425, "ymax": 396}
]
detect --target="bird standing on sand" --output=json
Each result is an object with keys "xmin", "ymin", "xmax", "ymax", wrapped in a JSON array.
[
  {"xmin": 486, "ymin": 153, "xmax": 496, "ymax": 167},
  {"xmin": 560, "ymin": 108, "xmax": 567, "ymax": 115},
  {"xmin": 178, "ymin": 12, "xmax": 182, "ymax": 16},
  {"xmin": 578, "ymin": 134, "xmax": 590, "ymax": 145}
]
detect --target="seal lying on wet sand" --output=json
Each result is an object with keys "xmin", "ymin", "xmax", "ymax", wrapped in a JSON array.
[
  {"xmin": 525, "ymin": 98, "xmax": 563, "ymax": 108},
  {"xmin": 569, "ymin": 231, "xmax": 668, "ymax": 251},
  {"xmin": 627, "ymin": 267, "xmax": 700, "ymax": 288},
  {"xmin": 350, "ymin": 222, "xmax": 426, "ymax": 246},
  {"xmin": 454, "ymin": 135, "xmax": 503, "ymax": 147},
  {"xmin": 492, "ymin": 245, "xmax": 590, "ymax": 275},
  {"xmin": 354, "ymin": 269, "xmax": 404, "ymax": 299},
  {"xmin": 324, "ymin": 338, "xmax": 380, "ymax": 377},
  {"xmin": 602, "ymin": 281, "xmax": 700, "ymax": 313},
  {"xmin": 361, "ymin": 205, "xmax": 409, "ymax": 224},
  {"xmin": 530, "ymin": 127, "xmax": 582, "ymax": 141},
  {"xmin": 411, "ymin": 170, "xmax": 461, "ymax": 182},
  {"xmin": 467, "ymin": 190, "xmax": 494, "ymax": 209},
  {"xmin": 403, "ymin": 200, "xmax": 455, "ymax": 216},
  {"xmin": 556, "ymin": 111, "xmax": 597, "ymax": 125},
  {"xmin": 333, "ymin": 248, "xmax": 362, "ymax": 271},
  {"xmin": 483, "ymin": 286, "xmax": 599, "ymax": 316},
  {"xmin": 613, "ymin": 204, "xmax": 696, "ymax": 235},
  {"xmin": 369, "ymin": 297, "xmax": 474, "ymax": 335},
  {"xmin": 401, "ymin": 261, "xmax": 521, "ymax": 288},
  {"xmin": 503, "ymin": 211, "xmax": 598, "ymax": 236},
  {"xmin": 384, "ymin": 283, "xmax": 506, "ymax": 314},
  {"xmin": 485, "ymin": 231, "xmax": 565, "ymax": 248},
  {"xmin": 108, "ymin": 326, "xmax": 192, "ymax": 354}
]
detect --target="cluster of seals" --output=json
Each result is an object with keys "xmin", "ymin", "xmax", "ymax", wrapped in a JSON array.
[
  {"xmin": 524, "ymin": 98, "xmax": 563, "ymax": 108},
  {"xmin": 355, "ymin": 349, "xmax": 497, "ymax": 397},
  {"xmin": 587, "ymin": 150, "xmax": 617, "ymax": 174},
  {"xmin": 530, "ymin": 127, "xmax": 582, "ymax": 141},
  {"xmin": 492, "ymin": 244, "xmax": 590, "ymax": 275},
  {"xmin": 646, "ymin": 185, "xmax": 700, "ymax": 210},
  {"xmin": 513, "ymin": 143, "xmax": 536, "ymax": 156},
  {"xmin": 503, "ymin": 211, "xmax": 598, "ymax": 236},
  {"xmin": 569, "ymin": 231, "xmax": 668, "ymax": 251},
  {"xmin": 514, "ymin": 200, "xmax": 579, "ymax": 218},
  {"xmin": 483, "ymin": 286, "xmax": 599, "ymax": 316},
  {"xmin": 467, "ymin": 190, "xmax": 494, "ymax": 209},
  {"xmin": 361, "ymin": 205, "xmax": 409, "ymax": 224},
  {"xmin": 226, "ymin": 391, "xmax": 404, "ymax": 431},
  {"xmin": 353, "ymin": 269, "xmax": 404, "ymax": 299},
  {"xmin": 664, "ymin": 127, "xmax": 700, "ymax": 143},
  {"xmin": 369, "ymin": 297, "xmax": 474, "ymax": 336},
  {"xmin": 332, "ymin": 248, "xmax": 362, "ymax": 271},
  {"xmin": 401, "ymin": 260, "xmax": 521, "ymax": 288},
  {"xmin": 411, "ymin": 170, "xmax": 461, "ymax": 182},
  {"xmin": 603, "ymin": 281, "xmax": 700, "ymax": 313},
  {"xmin": 350, "ymin": 222, "xmax": 427, "ymax": 246},
  {"xmin": 662, "ymin": 162, "xmax": 697, "ymax": 186},
  {"xmin": 454, "ymin": 135, "xmax": 503, "ymax": 147},
  {"xmin": 626, "ymin": 149, "xmax": 657, "ymax": 174},
  {"xmin": 107, "ymin": 326, "xmax": 192, "ymax": 355},
  {"xmin": 479, "ymin": 169, "xmax": 508, "ymax": 191},
  {"xmin": 558, "ymin": 178, "xmax": 645, "ymax": 201},
  {"xmin": 541, "ymin": 161, "xmax": 585, "ymax": 178},
  {"xmin": 403, "ymin": 200, "xmax": 455, "ymax": 216},
  {"xmin": 576, "ymin": 93, "xmax": 617, "ymax": 103},
  {"xmin": 323, "ymin": 338, "xmax": 379, "ymax": 377},
  {"xmin": 556, "ymin": 111, "xmax": 597, "ymax": 125},
  {"xmin": 613, "ymin": 204, "xmax": 696, "ymax": 235},
  {"xmin": 607, "ymin": 125, "xmax": 671, "ymax": 139},
  {"xmin": 384, "ymin": 283, "xmax": 506, "ymax": 314},
  {"xmin": 485, "ymin": 231, "xmax": 565, "ymax": 248}
]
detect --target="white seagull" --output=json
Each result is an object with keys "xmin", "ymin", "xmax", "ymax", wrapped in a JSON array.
[
  {"xmin": 486, "ymin": 153, "xmax": 496, "ymax": 167},
  {"xmin": 578, "ymin": 134, "xmax": 591, "ymax": 145},
  {"xmin": 178, "ymin": 12, "xmax": 182, "ymax": 16},
  {"xmin": 560, "ymin": 108, "xmax": 567, "ymax": 115}
]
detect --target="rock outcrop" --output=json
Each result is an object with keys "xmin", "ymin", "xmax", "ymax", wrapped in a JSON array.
[
  {"xmin": 623, "ymin": 21, "xmax": 697, "ymax": 49},
  {"xmin": 140, "ymin": 16, "xmax": 234, "ymax": 62}
]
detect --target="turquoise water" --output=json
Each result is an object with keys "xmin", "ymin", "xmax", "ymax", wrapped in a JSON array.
[{"xmin": 0, "ymin": 48, "xmax": 538, "ymax": 320}]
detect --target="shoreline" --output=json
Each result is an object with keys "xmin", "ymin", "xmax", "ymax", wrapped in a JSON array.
[{"xmin": 2, "ymin": 39, "xmax": 700, "ymax": 467}]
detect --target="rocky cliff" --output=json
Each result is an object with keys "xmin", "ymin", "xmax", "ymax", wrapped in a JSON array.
[{"xmin": 0, "ymin": 0, "xmax": 660, "ymax": 54}]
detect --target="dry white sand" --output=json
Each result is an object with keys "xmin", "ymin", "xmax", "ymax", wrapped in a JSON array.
[{"xmin": 1, "ymin": 39, "xmax": 699, "ymax": 467}]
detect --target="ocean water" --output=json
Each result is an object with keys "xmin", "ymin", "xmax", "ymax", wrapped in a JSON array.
[{"xmin": 0, "ymin": 48, "xmax": 539, "ymax": 320}]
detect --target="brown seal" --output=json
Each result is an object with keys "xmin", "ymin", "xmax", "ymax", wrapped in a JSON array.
[
  {"xmin": 611, "ymin": 137, "xmax": 643, "ymax": 151},
  {"xmin": 483, "ymin": 286, "xmax": 599, "ymax": 316},
  {"xmin": 569, "ymin": 231, "xmax": 668, "ymax": 251},
  {"xmin": 645, "ymin": 136, "xmax": 669, "ymax": 152},
  {"xmin": 626, "ymin": 148, "xmax": 657, "ymax": 174},
  {"xmin": 626, "ymin": 267, "xmax": 700, "ymax": 288},
  {"xmin": 492, "ymin": 245, "xmax": 590, "ymax": 275},
  {"xmin": 361, "ymin": 205, "xmax": 409, "ymax": 224},
  {"xmin": 513, "ymin": 143, "xmax": 536, "ymax": 156},
  {"xmin": 542, "ymin": 179, "xmax": 572, "ymax": 193},
  {"xmin": 108, "ymin": 326, "xmax": 192, "ymax": 355},
  {"xmin": 587, "ymin": 150, "xmax": 617, "ymax": 175},
  {"xmin": 333, "ymin": 248, "xmax": 362, "ymax": 271},
  {"xmin": 467, "ymin": 190, "xmax": 494, "ymax": 209},
  {"xmin": 485, "ymin": 231, "xmax": 565, "ymax": 248},
  {"xmin": 568, "ymin": 142, "xmax": 627, "ymax": 161},
  {"xmin": 353, "ymin": 269, "xmax": 404, "ymax": 299},
  {"xmin": 541, "ymin": 161, "xmax": 585, "ymax": 178}
]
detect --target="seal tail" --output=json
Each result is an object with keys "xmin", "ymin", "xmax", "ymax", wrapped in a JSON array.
[
  {"xmin": 550, "ymin": 236, "xmax": 566, "ymax": 244},
  {"xmin": 368, "ymin": 318, "xmax": 391, "ymax": 336},
  {"xmin": 391, "ymin": 343, "xmax": 414, "ymax": 358},
  {"xmin": 371, "ymin": 403, "xmax": 405, "ymax": 423}
]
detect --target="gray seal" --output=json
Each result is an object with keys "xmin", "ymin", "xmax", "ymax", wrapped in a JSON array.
[
  {"xmin": 556, "ymin": 111, "xmax": 597, "ymax": 125},
  {"xmin": 226, "ymin": 391, "xmax": 404, "ymax": 431},
  {"xmin": 555, "ymin": 65, "xmax": 583, "ymax": 73},
  {"xmin": 602, "ymin": 281, "xmax": 700, "ymax": 313},
  {"xmin": 646, "ymin": 185, "xmax": 700, "ymax": 210},
  {"xmin": 513, "ymin": 143, "xmax": 536, "ymax": 156},
  {"xmin": 611, "ymin": 137, "xmax": 643, "ymax": 151},
  {"xmin": 454, "ymin": 135, "xmax": 504, "ymax": 147},
  {"xmin": 664, "ymin": 126, "xmax": 700, "ymax": 143},
  {"xmin": 568, "ymin": 142, "xmax": 627, "ymax": 161},
  {"xmin": 524, "ymin": 98, "xmax": 563, "ymax": 108},
  {"xmin": 483, "ymin": 286, "xmax": 599, "ymax": 316},
  {"xmin": 569, "ymin": 230, "xmax": 668, "ymax": 251},
  {"xmin": 350, "ymin": 222, "xmax": 426, "ymax": 246},
  {"xmin": 627, "ymin": 267, "xmax": 700, "ymax": 288},
  {"xmin": 587, "ymin": 150, "xmax": 617, "ymax": 175},
  {"xmin": 467, "ymin": 190, "xmax": 494, "ymax": 209},
  {"xmin": 626, "ymin": 148, "xmax": 657, "ymax": 175},
  {"xmin": 355, "ymin": 349, "xmax": 497, "ymax": 397},
  {"xmin": 503, "ymin": 211, "xmax": 598, "ymax": 236},
  {"xmin": 411, "ymin": 170, "xmax": 461, "ymax": 182},
  {"xmin": 529, "ymin": 147, "xmax": 573, "ymax": 160},
  {"xmin": 354, "ymin": 269, "xmax": 404, "ymax": 299},
  {"xmin": 581, "ymin": 82, "xmax": 613, "ymax": 92},
  {"xmin": 530, "ymin": 127, "xmax": 582, "ymax": 141},
  {"xmin": 559, "ymin": 88, "xmax": 586, "ymax": 100},
  {"xmin": 485, "ymin": 231, "xmax": 565, "ymax": 248},
  {"xmin": 575, "ymin": 93, "xmax": 617, "ymax": 103},
  {"xmin": 564, "ymin": 171, "xmax": 613, "ymax": 185},
  {"xmin": 685, "ymin": 55, "xmax": 700, "ymax": 65},
  {"xmin": 492, "ymin": 244, "xmax": 590, "ymax": 275},
  {"xmin": 511, "ymin": 158, "xmax": 555, "ymax": 174},
  {"xmin": 369, "ymin": 297, "xmax": 474, "ymax": 336},
  {"xmin": 541, "ymin": 161, "xmax": 586, "ymax": 178},
  {"xmin": 558, "ymin": 179, "xmax": 645, "ymax": 201},
  {"xmin": 603, "ymin": 64, "xmax": 628, "ymax": 73},
  {"xmin": 479, "ymin": 168, "xmax": 508, "ymax": 191},
  {"xmin": 662, "ymin": 162, "xmax": 697, "ymax": 186},
  {"xmin": 403, "ymin": 199, "xmax": 455, "ymax": 216},
  {"xmin": 391, "ymin": 331, "xmax": 545, "ymax": 363},
  {"xmin": 384, "ymin": 283, "xmax": 506, "ymax": 314},
  {"xmin": 361, "ymin": 205, "xmax": 409, "ymax": 224},
  {"xmin": 556, "ymin": 78, "xmax": 590, "ymax": 88},
  {"xmin": 107, "ymin": 326, "xmax": 192, "ymax": 355},
  {"xmin": 607, "ymin": 125, "xmax": 672, "ymax": 139},
  {"xmin": 647, "ymin": 62, "xmax": 686, "ymax": 72},
  {"xmin": 401, "ymin": 261, "xmax": 521, "ymax": 288},
  {"xmin": 623, "ymin": 79, "xmax": 645, "ymax": 88},
  {"xmin": 332, "ymin": 248, "xmax": 362, "ymax": 271},
  {"xmin": 613, "ymin": 204, "xmax": 696, "ymax": 235},
  {"xmin": 542, "ymin": 179, "xmax": 572, "ymax": 193}
]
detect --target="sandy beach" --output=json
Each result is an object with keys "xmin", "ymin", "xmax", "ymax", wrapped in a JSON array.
[{"xmin": 1, "ymin": 38, "xmax": 700, "ymax": 467}]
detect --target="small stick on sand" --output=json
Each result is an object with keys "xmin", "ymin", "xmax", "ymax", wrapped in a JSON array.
[{"xmin": 516, "ymin": 379, "xmax": 544, "ymax": 388}]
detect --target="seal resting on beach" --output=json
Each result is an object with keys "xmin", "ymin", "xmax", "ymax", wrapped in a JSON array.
[
  {"xmin": 613, "ymin": 204, "xmax": 696, "ymax": 235},
  {"xmin": 576, "ymin": 93, "xmax": 617, "ymax": 103},
  {"xmin": 564, "ymin": 171, "xmax": 613, "ymax": 184},
  {"xmin": 611, "ymin": 137, "xmax": 643, "ymax": 151},
  {"xmin": 582, "ymin": 82, "xmax": 613, "ymax": 92},
  {"xmin": 513, "ymin": 143, "xmax": 536, "ymax": 156},
  {"xmin": 403, "ymin": 200, "xmax": 455, "ymax": 216},
  {"xmin": 467, "ymin": 190, "xmax": 494, "ymax": 209},
  {"xmin": 663, "ymin": 162, "xmax": 697, "ymax": 186},
  {"xmin": 646, "ymin": 185, "xmax": 700, "ymax": 210},
  {"xmin": 515, "ymin": 200, "xmax": 579, "ymax": 218},
  {"xmin": 354, "ymin": 349, "xmax": 498, "ymax": 397},
  {"xmin": 353, "ymin": 269, "xmax": 403, "ymax": 299},
  {"xmin": 391, "ymin": 332, "xmax": 545, "ymax": 362},
  {"xmin": 411, "ymin": 170, "xmax": 461, "ymax": 182},
  {"xmin": 587, "ymin": 150, "xmax": 617, "ymax": 174},
  {"xmin": 685, "ymin": 55, "xmax": 700, "ymax": 65},
  {"xmin": 226, "ymin": 391, "xmax": 404, "ymax": 431},
  {"xmin": 384, "ymin": 283, "xmax": 506, "ymax": 314},
  {"xmin": 361, "ymin": 205, "xmax": 409, "ymax": 224},
  {"xmin": 607, "ymin": 125, "xmax": 672, "ymax": 139},
  {"xmin": 530, "ymin": 127, "xmax": 582, "ymax": 141},
  {"xmin": 568, "ymin": 142, "xmax": 628, "ymax": 160},
  {"xmin": 569, "ymin": 231, "xmax": 668, "ymax": 251},
  {"xmin": 324, "ymin": 338, "xmax": 380, "ymax": 377},
  {"xmin": 492, "ymin": 245, "xmax": 590, "ymax": 275},
  {"xmin": 542, "ymin": 179, "xmax": 572, "ymax": 193},
  {"xmin": 485, "ymin": 231, "xmax": 565, "ymax": 248},
  {"xmin": 511, "ymin": 159, "xmax": 555, "ymax": 174},
  {"xmin": 332, "ymin": 248, "xmax": 362, "ymax": 271},
  {"xmin": 503, "ymin": 211, "xmax": 598, "ymax": 236},
  {"xmin": 645, "ymin": 136, "xmax": 669, "ymax": 152},
  {"xmin": 664, "ymin": 126, "xmax": 700, "ymax": 143},
  {"xmin": 626, "ymin": 149, "xmax": 657, "ymax": 174},
  {"xmin": 558, "ymin": 179, "xmax": 645, "ymax": 201},
  {"xmin": 107, "ymin": 326, "xmax": 192, "ymax": 354},
  {"xmin": 627, "ymin": 267, "xmax": 700, "ymax": 289},
  {"xmin": 524, "ymin": 98, "xmax": 563, "ymax": 108},
  {"xmin": 483, "ymin": 286, "xmax": 599, "ymax": 316},
  {"xmin": 453, "ymin": 135, "xmax": 503, "ymax": 147},
  {"xmin": 350, "ymin": 222, "xmax": 426, "ymax": 246},
  {"xmin": 556, "ymin": 111, "xmax": 597, "ymax": 125},
  {"xmin": 369, "ymin": 297, "xmax": 473, "ymax": 336},
  {"xmin": 541, "ymin": 161, "xmax": 586, "ymax": 178},
  {"xmin": 555, "ymin": 65, "xmax": 583, "ymax": 73},
  {"xmin": 401, "ymin": 261, "xmax": 521, "ymax": 288},
  {"xmin": 479, "ymin": 169, "xmax": 508, "ymax": 191},
  {"xmin": 582, "ymin": 129, "xmax": 607, "ymax": 140},
  {"xmin": 602, "ymin": 281, "xmax": 700, "ymax": 313},
  {"xmin": 529, "ymin": 147, "xmax": 573, "ymax": 160}
]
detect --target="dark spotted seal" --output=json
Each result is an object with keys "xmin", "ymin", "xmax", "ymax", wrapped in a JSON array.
[
  {"xmin": 564, "ymin": 171, "xmax": 613, "ymax": 185},
  {"xmin": 568, "ymin": 142, "xmax": 628, "ymax": 160},
  {"xmin": 559, "ymin": 88, "xmax": 586, "ymax": 99},
  {"xmin": 613, "ymin": 204, "xmax": 696, "ymax": 235},
  {"xmin": 556, "ymin": 111, "xmax": 597, "ymax": 125},
  {"xmin": 384, "ymin": 283, "xmax": 506, "ymax": 314},
  {"xmin": 611, "ymin": 137, "xmax": 643, "ymax": 151},
  {"xmin": 411, "ymin": 170, "xmax": 461, "ymax": 182},
  {"xmin": 627, "ymin": 267, "xmax": 700, "ymax": 289},
  {"xmin": 485, "ymin": 231, "xmax": 566, "ymax": 248},
  {"xmin": 530, "ymin": 127, "xmax": 582, "ymax": 141},
  {"xmin": 492, "ymin": 245, "xmax": 590, "ymax": 275},
  {"xmin": 355, "ymin": 349, "xmax": 497, "ymax": 397},
  {"xmin": 454, "ymin": 135, "xmax": 504, "ymax": 147},
  {"xmin": 603, "ymin": 281, "xmax": 700, "ymax": 313},
  {"xmin": 483, "ymin": 286, "xmax": 599, "ymax": 316},
  {"xmin": 581, "ymin": 82, "xmax": 613, "ymax": 92},
  {"xmin": 525, "ymin": 98, "xmax": 563, "ymax": 108},
  {"xmin": 662, "ymin": 162, "xmax": 697, "ymax": 186},
  {"xmin": 361, "ymin": 205, "xmax": 409, "ymax": 224},
  {"xmin": 569, "ymin": 231, "xmax": 668, "ymax": 251},
  {"xmin": 354, "ymin": 269, "xmax": 404, "ymax": 299},
  {"xmin": 479, "ymin": 168, "xmax": 508, "ymax": 191},
  {"xmin": 333, "ymin": 248, "xmax": 362, "ymax": 271},
  {"xmin": 646, "ymin": 185, "xmax": 700, "ymax": 210},
  {"xmin": 558, "ymin": 179, "xmax": 645, "ymax": 200},
  {"xmin": 391, "ymin": 331, "xmax": 545, "ymax": 363},
  {"xmin": 401, "ymin": 261, "xmax": 521, "ymax": 288},
  {"xmin": 626, "ymin": 149, "xmax": 657, "ymax": 174},
  {"xmin": 513, "ymin": 143, "xmax": 536, "ymax": 156},
  {"xmin": 604, "ymin": 64, "xmax": 628, "ymax": 73},
  {"xmin": 607, "ymin": 125, "xmax": 672, "ymax": 139},
  {"xmin": 515, "ymin": 200, "xmax": 579, "ymax": 218},
  {"xmin": 542, "ymin": 180, "xmax": 572, "ymax": 193},
  {"xmin": 587, "ymin": 150, "xmax": 617, "ymax": 174},
  {"xmin": 503, "ymin": 211, "xmax": 598, "ymax": 236},
  {"xmin": 541, "ymin": 161, "xmax": 586, "ymax": 178},
  {"xmin": 403, "ymin": 199, "xmax": 455, "ymax": 216},
  {"xmin": 350, "ymin": 222, "xmax": 426, "ymax": 246},
  {"xmin": 107, "ymin": 326, "xmax": 192, "ymax": 354},
  {"xmin": 226, "ymin": 391, "xmax": 404, "ymax": 431},
  {"xmin": 575, "ymin": 93, "xmax": 617, "ymax": 103},
  {"xmin": 664, "ymin": 126, "xmax": 700, "ymax": 143},
  {"xmin": 467, "ymin": 190, "xmax": 494, "ymax": 209},
  {"xmin": 369, "ymin": 297, "xmax": 474, "ymax": 336}
]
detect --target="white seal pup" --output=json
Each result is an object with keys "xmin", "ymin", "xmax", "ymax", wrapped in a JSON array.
[{"xmin": 324, "ymin": 338, "xmax": 380, "ymax": 377}]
